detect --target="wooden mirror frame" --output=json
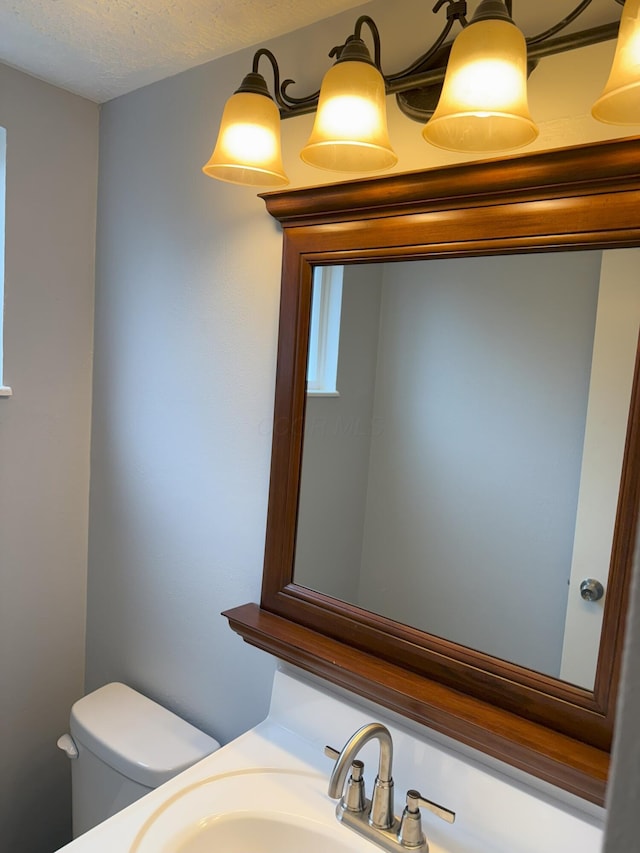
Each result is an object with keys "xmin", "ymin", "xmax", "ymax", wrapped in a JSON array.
[{"xmin": 224, "ymin": 136, "xmax": 640, "ymax": 806}]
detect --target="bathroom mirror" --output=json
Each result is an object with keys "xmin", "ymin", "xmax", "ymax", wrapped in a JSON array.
[
  {"xmin": 294, "ymin": 250, "xmax": 639, "ymax": 692},
  {"xmin": 224, "ymin": 136, "xmax": 640, "ymax": 805}
]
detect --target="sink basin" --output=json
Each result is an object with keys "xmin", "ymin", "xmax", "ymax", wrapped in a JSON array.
[
  {"xmin": 130, "ymin": 769, "xmax": 378, "ymax": 853},
  {"xmin": 156, "ymin": 812, "xmax": 359, "ymax": 853}
]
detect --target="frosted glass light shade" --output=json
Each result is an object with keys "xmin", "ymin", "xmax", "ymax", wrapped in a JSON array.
[
  {"xmin": 423, "ymin": 19, "xmax": 538, "ymax": 152},
  {"xmin": 592, "ymin": 0, "xmax": 640, "ymax": 124},
  {"xmin": 203, "ymin": 91, "xmax": 288, "ymax": 187},
  {"xmin": 301, "ymin": 60, "xmax": 397, "ymax": 172}
]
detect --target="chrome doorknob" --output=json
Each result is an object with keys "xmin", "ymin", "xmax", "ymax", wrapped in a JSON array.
[{"xmin": 580, "ymin": 579, "xmax": 604, "ymax": 602}]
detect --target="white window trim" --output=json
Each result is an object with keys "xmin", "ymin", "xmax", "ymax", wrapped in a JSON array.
[
  {"xmin": 307, "ymin": 265, "xmax": 343, "ymax": 396},
  {"xmin": 0, "ymin": 126, "xmax": 10, "ymax": 397}
]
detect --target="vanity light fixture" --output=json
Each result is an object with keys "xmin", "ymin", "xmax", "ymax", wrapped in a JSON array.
[
  {"xmin": 423, "ymin": 0, "xmax": 538, "ymax": 152},
  {"xmin": 202, "ymin": 49, "xmax": 289, "ymax": 186},
  {"xmin": 592, "ymin": 0, "xmax": 640, "ymax": 123},
  {"xmin": 202, "ymin": 0, "xmax": 634, "ymax": 186},
  {"xmin": 300, "ymin": 18, "xmax": 397, "ymax": 172}
]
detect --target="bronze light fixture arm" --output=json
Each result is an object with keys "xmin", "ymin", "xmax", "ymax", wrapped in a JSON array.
[
  {"xmin": 253, "ymin": 0, "xmax": 623, "ymax": 122},
  {"xmin": 233, "ymin": 47, "xmax": 290, "ymax": 109},
  {"xmin": 384, "ymin": 0, "xmax": 467, "ymax": 85},
  {"xmin": 526, "ymin": 0, "xmax": 625, "ymax": 47},
  {"xmin": 389, "ymin": 21, "xmax": 622, "ymax": 101},
  {"xmin": 526, "ymin": 0, "xmax": 597, "ymax": 46},
  {"xmin": 275, "ymin": 15, "xmax": 384, "ymax": 113},
  {"xmin": 339, "ymin": 16, "xmax": 383, "ymax": 70}
]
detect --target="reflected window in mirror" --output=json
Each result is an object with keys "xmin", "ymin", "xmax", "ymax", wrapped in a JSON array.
[{"xmin": 307, "ymin": 265, "xmax": 343, "ymax": 397}]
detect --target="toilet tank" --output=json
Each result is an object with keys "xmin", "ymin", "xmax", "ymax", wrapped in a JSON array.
[{"xmin": 62, "ymin": 683, "xmax": 220, "ymax": 838}]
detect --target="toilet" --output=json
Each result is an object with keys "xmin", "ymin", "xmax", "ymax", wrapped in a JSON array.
[{"xmin": 57, "ymin": 682, "xmax": 220, "ymax": 838}]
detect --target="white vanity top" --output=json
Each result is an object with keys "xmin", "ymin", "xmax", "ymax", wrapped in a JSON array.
[{"xmin": 55, "ymin": 665, "xmax": 604, "ymax": 853}]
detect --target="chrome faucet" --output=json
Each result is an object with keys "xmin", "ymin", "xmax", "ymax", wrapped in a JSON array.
[
  {"xmin": 325, "ymin": 722, "xmax": 455, "ymax": 853},
  {"xmin": 328, "ymin": 722, "xmax": 395, "ymax": 829}
]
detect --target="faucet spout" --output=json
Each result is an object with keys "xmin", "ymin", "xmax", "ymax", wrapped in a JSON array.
[{"xmin": 328, "ymin": 722, "xmax": 394, "ymax": 829}]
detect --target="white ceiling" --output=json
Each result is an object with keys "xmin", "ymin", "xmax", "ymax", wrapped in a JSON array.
[
  {"xmin": 0, "ymin": 0, "xmax": 368, "ymax": 102},
  {"xmin": 0, "ymin": 0, "xmax": 623, "ymax": 104}
]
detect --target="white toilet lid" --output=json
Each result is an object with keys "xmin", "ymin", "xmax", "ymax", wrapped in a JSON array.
[{"xmin": 70, "ymin": 682, "xmax": 220, "ymax": 788}]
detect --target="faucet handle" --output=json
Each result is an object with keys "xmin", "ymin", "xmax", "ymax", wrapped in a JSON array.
[
  {"xmin": 343, "ymin": 759, "xmax": 366, "ymax": 812},
  {"xmin": 325, "ymin": 747, "xmax": 367, "ymax": 813},
  {"xmin": 398, "ymin": 789, "xmax": 455, "ymax": 850},
  {"xmin": 406, "ymin": 789, "xmax": 455, "ymax": 824}
]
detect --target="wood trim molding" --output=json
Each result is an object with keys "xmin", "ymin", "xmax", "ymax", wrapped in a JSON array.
[
  {"xmin": 224, "ymin": 603, "xmax": 608, "ymax": 805},
  {"xmin": 224, "ymin": 137, "xmax": 640, "ymax": 807},
  {"xmin": 259, "ymin": 137, "xmax": 640, "ymax": 227}
]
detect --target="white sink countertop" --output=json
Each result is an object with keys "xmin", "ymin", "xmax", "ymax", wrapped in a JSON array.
[{"xmin": 54, "ymin": 664, "xmax": 605, "ymax": 853}]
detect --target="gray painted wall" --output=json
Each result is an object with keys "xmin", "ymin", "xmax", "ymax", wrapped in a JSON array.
[
  {"xmin": 0, "ymin": 64, "xmax": 98, "ymax": 851},
  {"xmin": 85, "ymin": 55, "xmax": 282, "ymax": 742},
  {"xmin": 81, "ymin": 0, "xmax": 639, "ymax": 848},
  {"xmin": 0, "ymin": 4, "xmax": 636, "ymax": 851}
]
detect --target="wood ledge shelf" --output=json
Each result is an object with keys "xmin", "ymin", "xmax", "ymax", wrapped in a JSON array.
[{"xmin": 223, "ymin": 602, "xmax": 608, "ymax": 806}]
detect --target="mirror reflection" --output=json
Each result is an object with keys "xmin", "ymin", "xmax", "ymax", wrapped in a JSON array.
[{"xmin": 293, "ymin": 249, "xmax": 640, "ymax": 690}]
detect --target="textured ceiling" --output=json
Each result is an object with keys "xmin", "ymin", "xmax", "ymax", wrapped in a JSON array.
[
  {"xmin": 0, "ymin": 0, "xmax": 623, "ymax": 104},
  {"xmin": 0, "ymin": 0, "xmax": 368, "ymax": 102}
]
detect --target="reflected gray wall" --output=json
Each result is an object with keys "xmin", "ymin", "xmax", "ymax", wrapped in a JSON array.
[
  {"xmin": 296, "ymin": 264, "xmax": 383, "ymax": 600},
  {"xmin": 295, "ymin": 253, "xmax": 601, "ymax": 676},
  {"xmin": 358, "ymin": 253, "xmax": 600, "ymax": 673}
]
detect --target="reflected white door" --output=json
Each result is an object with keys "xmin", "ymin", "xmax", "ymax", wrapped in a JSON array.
[{"xmin": 560, "ymin": 248, "xmax": 640, "ymax": 688}]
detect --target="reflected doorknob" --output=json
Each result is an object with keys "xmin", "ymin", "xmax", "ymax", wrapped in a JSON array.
[{"xmin": 580, "ymin": 578, "xmax": 605, "ymax": 602}]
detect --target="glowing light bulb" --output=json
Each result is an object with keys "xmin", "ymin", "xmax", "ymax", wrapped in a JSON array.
[
  {"xmin": 301, "ymin": 57, "xmax": 397, "ymax": 172},
  {"xmin": 316, "ymin": 95, "xmax": 380, "ymax": 139},
  {"xmin": 447, "ymin": 60, "xmax": 523, "ymax": 112},
  {"xmin": 423, "ymin": 18, "xmax": 538, "ymax": 152},
  {"xmin": 203, "ymin": 88, "xmax": 288, "ymax": 187},
  {"xmin": 222, "ymin": 123, "xmax": 277, "ymax": 165}
]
